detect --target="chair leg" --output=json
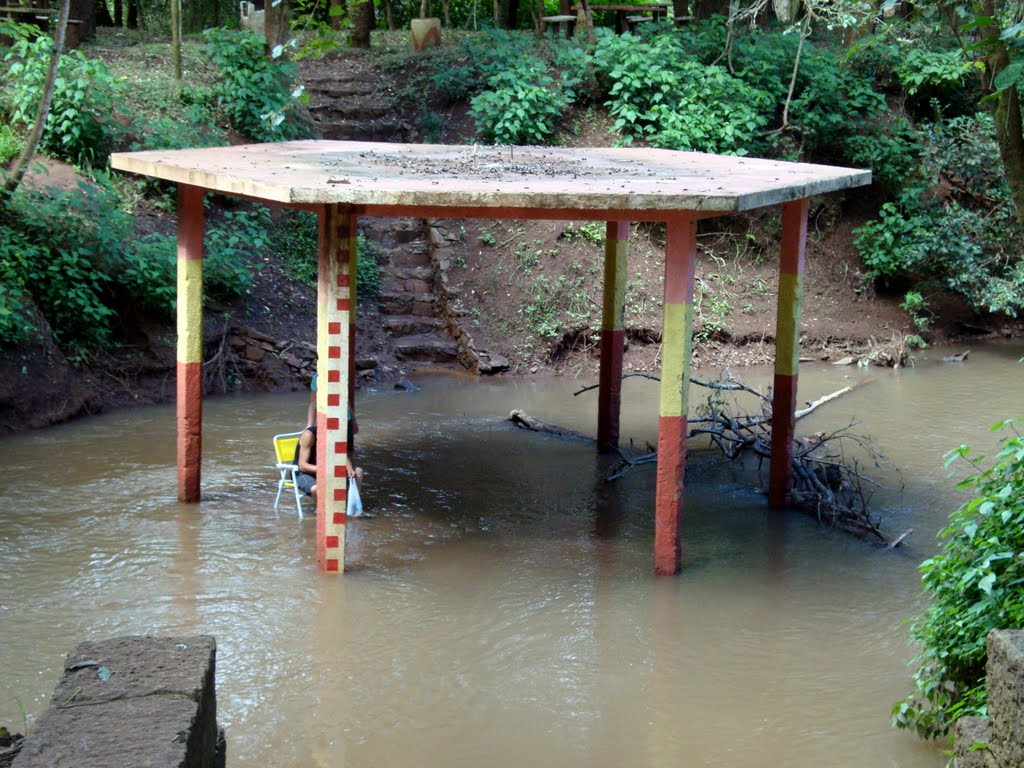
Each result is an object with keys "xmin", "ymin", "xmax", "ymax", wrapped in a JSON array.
[
  {"xmin": 292, "ymin": 473, "xmax": 304, "ymax": 520},
  {"xmin": 274, "ymin": 478, "xmax": 285, "ymax": 510}
]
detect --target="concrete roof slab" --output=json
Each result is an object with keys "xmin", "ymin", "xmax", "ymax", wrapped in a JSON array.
[{"xmin": 110, "ymin": 140, "xmax": 870, "ymax": 214}]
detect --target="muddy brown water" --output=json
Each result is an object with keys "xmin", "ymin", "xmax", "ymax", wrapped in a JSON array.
[{"xmin": 2, "ymin": 342, "xmax": 1023, "ymax": 767}]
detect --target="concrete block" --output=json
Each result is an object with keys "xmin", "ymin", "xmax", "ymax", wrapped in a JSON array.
[
  {"xmin": 987, "ymin": 630, "xmax": 1024, "ymax": 768},
  {"xmin": 953, "ymin": 717, "xmax": 998, "ymax": 768},
  {"xmin": 13, "ymin": 636, "xmax": 219, "ymax": 768}
]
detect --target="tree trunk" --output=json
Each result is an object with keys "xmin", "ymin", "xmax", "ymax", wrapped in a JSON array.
[
  {"xmin": 113, "ymin": 0, "xmax": 122, "ymax": 26},
  {"xmin": 1, "ymin": 0, "xmax": 71, "ymax": 207},
  {"xmin": 349, "ymin": 0, "xmax": 373, "ymax": 47},
  {"xmin": 505, "ymin": 0, "xmax": 518, "ymax": 29},
  {"xmin": 384, "ymin": 0, "xmax": 394, "ymax": 30},
  {"xmin": 981, "ymin": 1, "xmax": 1024, "ymax": 235},
  {"xmin": 170, "ymin": 0, "xmax": 182, "ymax": 98},
  {"xmin": 264, "ymin": 0, "xmax": 289, "ymax": 53},
  {"xmin": 126, "ymin": 0, "xmax": 137, "ymax": 28},
  {"xmin": 330, "ymin": 0, "xmax": 344, "ymax": 30},
  {"xmin": 96, "ymin": 0, "xmax": 114, "ymax": 26}
]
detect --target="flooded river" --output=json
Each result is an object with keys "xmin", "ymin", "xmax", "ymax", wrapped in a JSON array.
[{"xmin": 2, "ymin": 341, "xmax": 1023, "ymax": 767}]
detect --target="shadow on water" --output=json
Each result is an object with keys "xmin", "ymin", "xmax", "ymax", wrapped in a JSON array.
[{"xmin": 1, "ymin": 342, "xmax": 1022, "ymax": 766}]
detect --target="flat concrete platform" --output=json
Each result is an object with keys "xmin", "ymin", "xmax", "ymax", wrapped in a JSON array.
[{"xmin": 111, "ymin": 140, "xmax": 870, "ymax": 215}]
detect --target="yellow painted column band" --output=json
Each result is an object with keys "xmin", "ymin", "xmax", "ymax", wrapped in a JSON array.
[
  {"xmin": 658, "ymin": 301, "xmax": 693, "ymax": 418},
  {"xmin": 773, "ymin": 271, "xmax": 803, "ymax": 377},
  {"xmin": 602, "ymin": 221, "xmax": 628, "ymax": 331},
  {"xmin": 177, "ymin": 257, "xmax": 203, "ymax": 364}
]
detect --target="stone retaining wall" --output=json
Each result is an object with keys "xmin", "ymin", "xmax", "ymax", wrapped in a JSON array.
[
  {"xmin": 954, "ymin": 630, "xmax": 1024, "ymax": 768},
  {"xmin": 13, "ymin": 636, "xmax": 225, "ymax": 768},
  {"xmin": 427, "ymin": 220, "xmax": 510, "ymax": 375}
]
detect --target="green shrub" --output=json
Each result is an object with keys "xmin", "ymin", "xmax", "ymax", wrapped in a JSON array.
[
  {"xmin": 3, "ymin": 37, "xmax": 120, "ymax": 166},
  {"xmin": 0, "ymin": 123, "xmax": 22, "ymax": 166},
  {"xmin": 204, "ymin": 208, "xmax": 270, "ymax": 299},
  {"xmin": 596, "ymin": 30, "xmax": 770, "ymax": 155},
  {"xmin": 130, "ymin": 106, "xmax": 227, "ymax": 152},
  {"xmin": 894, "ymin": 420, "xmax": 1024, "ymax": 739},
  {"xmin": 844, "ymin": 117, "xmax": 922, "ymax": 194},
  {"xmin": 896, "ymin": 46, "xmax": 981, "ymax": 119},
  {"xmin": 356, "ymin": 232, "xmax": 382, "ymax": 300},
  {"xmin": 0, "ymin": 226, "xmax": 44, "ymax": 346},
  {"xmin": 201, "ymin": 28, "xmax": 309, "ymax": 141},
  {"xmin": 470, "ymin": 59, "xmax": 572, "ymax": 145}
]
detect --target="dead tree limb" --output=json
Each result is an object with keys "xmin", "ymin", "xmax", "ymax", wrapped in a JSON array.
[{"xmin": 512, "ymin": 371, "xmax": 899, "ymax": 544}]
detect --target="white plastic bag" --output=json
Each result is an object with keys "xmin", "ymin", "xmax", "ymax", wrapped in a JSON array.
[{"xmin": 347, "ymin": 478, "xmax": 363, "ymax": 517}]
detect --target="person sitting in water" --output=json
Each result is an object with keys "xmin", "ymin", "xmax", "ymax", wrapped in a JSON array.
[{"xmin": 295, "ymin": 409, "xmax": 363, "ymax": 506}]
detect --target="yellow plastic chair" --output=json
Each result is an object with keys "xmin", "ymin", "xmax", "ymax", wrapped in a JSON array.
[{"xmin": 273, "ymin": 431, "xmax": 306, "ymax": 519}]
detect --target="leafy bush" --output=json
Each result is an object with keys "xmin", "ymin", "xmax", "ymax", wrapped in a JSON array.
[
  {"xmin": 894, "ymin": 420, "xmax": 1024, "ymax": 739},
  {"xmin": 896, "ymin": 46, "xmax": 981, "ymax": 119},
  {"xmin": 130, "ymin": 106, "xmax": 227, "ymax": 152},
  {"xmin": 596, "ymin": 30, "xmax": 770, "ymax": 155},
  {"xmin": 3, "ymin": 37, "xmax": 120, "ymax": 166},
  {"xmin": 855, "ymin": 114, "xmax": 1024, "ymax": 316},
  {"xmin": 201, "ymin": 28, "xmax": 309, "ymax": 141},
  {"xmin": 844, "ymin": 117, "xmax": 922, "ymax": 194},
  {"xmin": 0, "ymin": 123, "xmax": 23, "ymax": 166},
  {"xmin": 470, "ymin": 59, "xmax": 572, "ymax": 145},
  {"xmin": 0, "ymin": 227, "xmax": 45, "ymax": 346},
  {"xmin": 356, "ymin": 232, "xmax": 382, "ymax": 300}
]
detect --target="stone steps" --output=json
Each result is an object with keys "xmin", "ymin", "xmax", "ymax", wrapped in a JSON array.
[
  {"xmin": 394, "ymin": 335, "xmax": 459, "ymax": 362},
  {"xmin": 384, "ymin": 314, "xmax": 445, "ymax": 336},
  {"xmin": 378, "ymin": 290, "xmax": 436, "ymax": 316}
]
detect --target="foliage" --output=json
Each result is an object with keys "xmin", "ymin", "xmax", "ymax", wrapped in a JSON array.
[
  {"xmin": 855, "ymin": 114, "xmax": 1024, "ymax": 316},
  {"xmin": 0, "ymin": 227, "xmax": 45, "ymax": 346},
  {"xmin": 520, "ymin": 273, "xmax": 591, "ymax": 340},
  {"xmin": 3, "ymin": 37, "xmax": 120, "ymax": 166},
  {"xmin": 595, "ymin": 30, "xmax": 770, "ymax": 155},
  {"xmin": 0, "ymin": 123, "xmax": 23, "ymax": 166},
  {"xmin": 844, "ymin": 117, "xmax": 922, "ymax": 194},
  {"xmin": 895, "ymin": 46, "xmax": 980, "ymax": 119},
  {"xmin": 1, "ymin": 179, "xmax": 268, "ymax": 348},
  {"xmin": 356, "ymin": 232, "xmax": 383, "ymax": 300},
  {"xmin": 894, "ymin": 420, "xmax": 1024, "ymax": 740},
  {"xmin": 201, "ymin": 28, "xmax": 309, "ymax": 141},
  {"xmin": 470, "ymin": 59, "xmax": 572, "ymax": 145}
]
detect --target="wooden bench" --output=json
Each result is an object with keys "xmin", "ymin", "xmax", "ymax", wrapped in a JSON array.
[{"xmin": 540, "ymin": 13, "xmax": 576, "ymax": 36}]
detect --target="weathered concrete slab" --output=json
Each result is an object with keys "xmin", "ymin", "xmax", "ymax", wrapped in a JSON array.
[
  {"xmin": 987, "ymin": 630, "xmax": 1024, "ymax": 768},
  {"xmin": 954, "ymin": 717, "xmax": 998, "ymax": 768},
  {"xmin": 13, "ymin": 636, "xmax": 222, "ymax": 768},
  {"xmin": 110, "ymin": 141, "xmax": 871, "ymax": 215}
]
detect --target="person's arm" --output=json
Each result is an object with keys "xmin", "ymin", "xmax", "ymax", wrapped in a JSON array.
[{"xmin": 297, "ymin": 430, "xmax": 316, "ymax": 475}]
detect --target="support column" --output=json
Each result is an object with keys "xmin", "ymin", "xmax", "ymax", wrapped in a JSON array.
[
  {"xmin": 597, "ymin": 221, "xmax": 628, "ymax": 453},
  {"xmin": 348, "ymin": 221, "xmax": 358, "ymax": 450},
  {"xmin": 315, "ymin": 205, "xmax": 355, "ymax": 573},
  {"xmin": 654, "ymin": 215, "xmax": 697, "ymax": 575},
  {"xmin": 176, "ymin": 184, "xmax": 204, "ymax": 503},
  {"xmin": 769, "ymin": 198, "xmax": 809, "ymax": 508}
]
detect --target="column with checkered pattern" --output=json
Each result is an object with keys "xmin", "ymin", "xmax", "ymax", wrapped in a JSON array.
[{"xmin": 315, "ymin": 205, "xmax": 356, "ymax": 572}]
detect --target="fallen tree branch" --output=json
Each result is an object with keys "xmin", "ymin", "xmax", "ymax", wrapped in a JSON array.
[{"xmin": 511, "ymin": 371, "xmax": 899, "ymax": 544}]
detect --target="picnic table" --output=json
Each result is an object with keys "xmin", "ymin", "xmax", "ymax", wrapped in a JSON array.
[{"xmin": 573, "ymin": 3, "xmax": 670, "ymax": 33}]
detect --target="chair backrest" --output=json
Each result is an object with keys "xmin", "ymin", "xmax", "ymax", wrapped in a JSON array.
[{"xmin": 273, "ymin": 432, "xmax": 303, "ymax": 465}]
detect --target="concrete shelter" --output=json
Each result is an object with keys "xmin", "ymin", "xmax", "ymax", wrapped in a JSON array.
[{"xmin": 111, "ymin": 140, "xmax": 870, "ymax": 575}]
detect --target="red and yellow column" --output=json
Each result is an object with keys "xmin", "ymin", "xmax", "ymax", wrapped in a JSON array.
[
  {"xmin": 176, "ymin": 184, "xmax": 204, "ymax": 503},
  {"xmin": 654, "ymin": 215, "xmax": 697, "ymax": 575},
  {"xmin": 769, "ymin": 199, "xmax": 809, "ymax": 508},
  {"xmin": 597, "ymin": 221, "xmax": 629, "ymax": 453},
  {"xmin": 315, "ymin": 205, "xmax": 356, "ymax": 573}
]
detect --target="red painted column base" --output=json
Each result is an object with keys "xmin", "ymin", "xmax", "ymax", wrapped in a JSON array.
[
  {"xmin": 769, "ymin": 373, "xmax": 798, "ymax": 508},
  {"xmin": 176, "ymin": 360, "xmax": 202, "ymax": 502},
  {"xmin": 654, "ymin": 414, "xmax": 687, "ymax": 575},
  {"xmin": 597, "ymin": 328, "xmax": 625, "ymax": 453}
]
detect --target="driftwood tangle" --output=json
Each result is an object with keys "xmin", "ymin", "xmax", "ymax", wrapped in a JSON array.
[{"xmin": 510, "ymin": 372, "xmax": 898, "ymax": 544}]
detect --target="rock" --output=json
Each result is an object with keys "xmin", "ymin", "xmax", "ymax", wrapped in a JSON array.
[
  {"xmin": 355, "ymin": 357, "xmax": 378, "ymax": 370},
  {"xmin": 242, "ymin": 343, "xmax": 265, "ymax": 362},
  {"xmin": 479, "ymin": 353, "xmax": 510, "ymax": 374},
  {"xmin": 943, "ymin": 351, "xmax": 969, "ymax": 363},
  {"xmin": 831, "ymin": 355, "xmax": 858, "ymax": 366},
  {"xmin": 394, "ymin": 379, "xmax": 419, "ymax": 391}
]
